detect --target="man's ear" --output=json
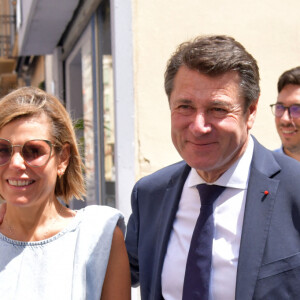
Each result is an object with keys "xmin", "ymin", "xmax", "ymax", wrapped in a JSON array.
[
  {"xmin": 247, "ymin": 98, "xmax": 259, "ymax": 130},
  {"xmin": 57, "ymin": 143, "xmax": 70, "ymax": 176}
]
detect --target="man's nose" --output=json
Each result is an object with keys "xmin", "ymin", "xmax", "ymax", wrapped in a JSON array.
[
  {"xmin": 280, "ymin": 108, "xmax": 292, "ymax": 122},
  {"xmin": 189, "ymin": 112, "xmax": 211, "ymax": 135}
]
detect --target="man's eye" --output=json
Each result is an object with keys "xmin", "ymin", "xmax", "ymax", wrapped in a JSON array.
[
  {"xmin": 210, "ymin": 107, "xmax": 228, "ymax": 117},
  {"xmin": 213, "ymin": 107, "xmax": 226, "ymax": 112},
  {"xmin": 178, "ymin": 105, "xmax": 191, "ymax": 109},
  {"xmin": 177, "ymin": 105, "xmax": 194, "ymax": 114},
  {"xmin": 178, "ymin": 105, "xmax": 195, "ymax": 111}
]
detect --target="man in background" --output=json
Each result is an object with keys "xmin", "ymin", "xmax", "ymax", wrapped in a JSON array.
[
  {"xmin": 126, "ymin": 35, "xmax": 300, "ymax": 299},
  {"xmin": 271, "ymin": 66, "xmax": 300, "ymax": 161}
]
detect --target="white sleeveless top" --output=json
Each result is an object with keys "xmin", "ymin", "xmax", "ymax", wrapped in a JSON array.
[{"xmin": 0, "ymin": 205, "xmax": 125, "ymax": 300}]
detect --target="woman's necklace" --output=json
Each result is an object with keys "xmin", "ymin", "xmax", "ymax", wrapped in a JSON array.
[{"xmin": 3, "ymin": 204, "xmax": 65, "ymax": 241}]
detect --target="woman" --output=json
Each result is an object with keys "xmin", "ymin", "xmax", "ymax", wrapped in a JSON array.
[{"xmin": 0, "ymin": 87, "xmax": 130, "ymax": 299}]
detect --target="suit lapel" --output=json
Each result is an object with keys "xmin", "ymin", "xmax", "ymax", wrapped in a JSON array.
[
  {"xmin": 235, "ymin": 138, "xmax": 281, "ymax": 300},
  {"xmin": 151, "ymin": 163, "xmax": 191, "ymax": 300}
]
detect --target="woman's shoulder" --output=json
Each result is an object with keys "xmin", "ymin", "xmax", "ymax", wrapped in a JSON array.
[
  {"xmin": 76, "ymin": 205, "xmax": 125, "ymax": 235},
  {"xmin": 78, "ymin": 205, "xmax": 124, "ymax": 220}
]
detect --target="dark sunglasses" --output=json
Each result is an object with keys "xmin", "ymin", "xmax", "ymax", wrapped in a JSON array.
[
  {"xmin": 0, "ymin": 138, "xmax": 54, "ymax": 167},
  {"xmin": 270, "ymin": 103, "xmax": 300, "ymax": 119}
]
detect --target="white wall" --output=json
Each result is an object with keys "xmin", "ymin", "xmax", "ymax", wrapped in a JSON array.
[{"xmin": 132, "ymin": 0, "xmax": 300, "ymax": 178}]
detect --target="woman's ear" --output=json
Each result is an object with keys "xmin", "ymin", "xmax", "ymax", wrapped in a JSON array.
[{"xmin": 57, "ymin": 143, "xmax": 70, "ymax": 176}]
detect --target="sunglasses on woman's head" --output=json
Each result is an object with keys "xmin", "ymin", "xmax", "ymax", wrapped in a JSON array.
[{"xmin": 0, "ymin": 138, "xmax": 54, "ymax": 167}]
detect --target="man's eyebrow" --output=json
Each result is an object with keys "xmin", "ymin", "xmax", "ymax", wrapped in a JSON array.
[
  {"xmin": 210, "ymin": 100, "xmax": 230, "ymax": 106},
  {"xmin": 173, "ymin": 99, "xmax": 193, "ymax": 104}
]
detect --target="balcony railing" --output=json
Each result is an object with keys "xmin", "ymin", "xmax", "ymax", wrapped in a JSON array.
[
  {"xmin": 0, "ymin": 0, "xmax": 17, "ymax": 96},
  {"xmin": 0, "ymin": 0, "xmax": 16, "ymax": 58}
]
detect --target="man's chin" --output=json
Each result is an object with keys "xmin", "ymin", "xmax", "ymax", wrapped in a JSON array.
[{"xmin": 284, "ymin": 144, "xmax": 300, "ymax": 154}]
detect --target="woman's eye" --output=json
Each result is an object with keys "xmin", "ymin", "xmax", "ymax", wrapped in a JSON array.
[{"xmin": 0, "ymin": 147, "xmax": 10, "ymax": 154}]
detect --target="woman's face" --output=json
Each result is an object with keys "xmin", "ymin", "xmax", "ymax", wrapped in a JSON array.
[{"xmin": 0, "ymin": 114, "xmax": 62, "ymax": 208}]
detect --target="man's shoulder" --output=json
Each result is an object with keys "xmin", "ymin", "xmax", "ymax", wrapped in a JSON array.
[
  {"xmin": 272, "ymin": 149, "xmax": 300, "ymax": 171},
  {"xmin": 251, "ymin": 137, "xmax": 300, "ymax": 177},
  {"xmin": 273, "ymin": 147, "xmax": 283, "ymax": 154},
  {"xmin": 255, "ymin": 140, "xmax": 300, "ymax": 175},
  {"xmin": 136, "ymin": 161, "xmax": 190, "ymax": 188}
]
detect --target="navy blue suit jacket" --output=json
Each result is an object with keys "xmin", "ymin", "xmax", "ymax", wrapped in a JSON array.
[{"xmin": 125, "ymin": 137, "xmax": 300, "ymax": 299}]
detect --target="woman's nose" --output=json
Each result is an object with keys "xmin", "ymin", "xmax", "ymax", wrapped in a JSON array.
[{"xmin": 9, "ymin": 151, "xmax": 26, "ymax": 169}]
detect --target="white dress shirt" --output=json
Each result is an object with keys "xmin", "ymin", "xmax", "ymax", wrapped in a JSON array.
[{"xmin": 161, "ymin": 137, "xmax": 254, "ymax": 300}]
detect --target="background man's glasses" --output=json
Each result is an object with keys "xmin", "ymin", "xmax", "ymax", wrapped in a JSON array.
[
  {"xmin": 0, "ymin": 139, "xmax": 53, "ymax": 167},
  {"xmin": 270, "ymin": 103, "xmax": 300, "ymax": 119}
]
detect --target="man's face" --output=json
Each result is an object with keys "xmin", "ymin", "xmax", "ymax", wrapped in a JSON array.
[
  {"xmin": 276, "ymin": 84, "xmax": 300, "ymax": 155},
  {"xmin": 169, "ymin": 66, "xmax": 257, "ymax": 182}
]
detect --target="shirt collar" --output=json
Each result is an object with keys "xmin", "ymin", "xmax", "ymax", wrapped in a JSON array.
[
  {"xmin": 274, "ymin": 146, "xmax": 285, "ymax": 154},
  {"xmin": 188, "ymin": 136, "xmax": 254, "ymax": 189}
]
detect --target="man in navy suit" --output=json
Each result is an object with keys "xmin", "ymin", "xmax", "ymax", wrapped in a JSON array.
[{"xmin": 125, "ymin": 35, "xmax": 300, "ymax": 299}]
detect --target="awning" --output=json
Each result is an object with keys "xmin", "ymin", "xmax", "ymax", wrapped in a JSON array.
[{"xmin": 18, "ymin": 0, "xmax": 80, "ymax": 56}]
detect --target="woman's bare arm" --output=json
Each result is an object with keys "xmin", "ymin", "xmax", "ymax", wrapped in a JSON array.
[{"xmin": 101, "ymin": 226, "xmax": 131, "ymax": 300}]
